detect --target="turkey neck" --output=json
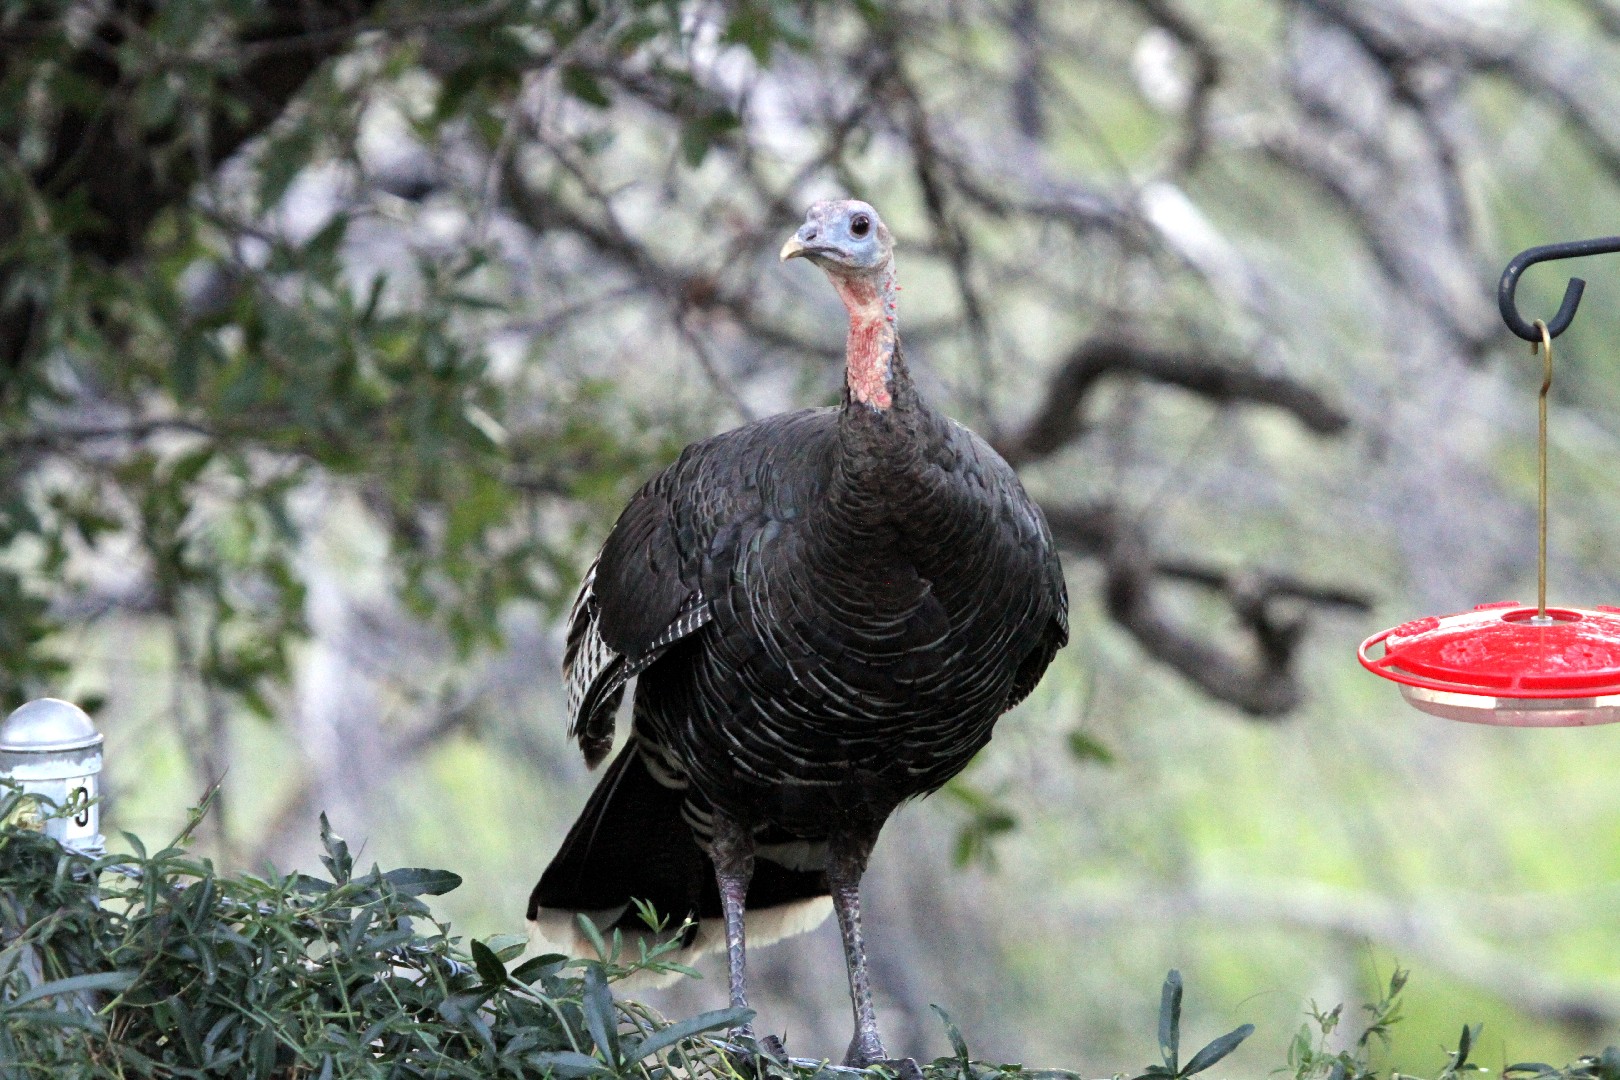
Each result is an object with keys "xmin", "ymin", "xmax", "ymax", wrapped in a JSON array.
[
  {"xmin": 833, "ymin": 251, "xmax": 927, "ymax": 431},
  {"xmin": 826, "ymin": 258, "xmax": 938, "ymax": 541},
  {"xmin": 826, "ymin": 257, "xmax": 905, "ymax": 410}
]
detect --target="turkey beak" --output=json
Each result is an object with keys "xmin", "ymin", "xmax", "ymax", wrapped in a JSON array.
[{"xmin": 781, "ymin": 221, "xmax": 822, "ymax": 262}]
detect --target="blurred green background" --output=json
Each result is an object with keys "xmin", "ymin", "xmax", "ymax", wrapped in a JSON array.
[{"xmin": 7, "ymin": 0, "xmax": 1620, "ymax": 1075}]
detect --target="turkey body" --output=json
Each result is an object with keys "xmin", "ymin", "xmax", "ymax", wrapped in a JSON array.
[
  {"xmin": 530, "ymin": 197, "xmax": 1067, "ymax": 1068},
  {"xmin": 530, "ymin": 348, "xmax": 1068, "ymax": 940}
]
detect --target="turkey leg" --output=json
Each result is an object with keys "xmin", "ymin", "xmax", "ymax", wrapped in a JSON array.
[
  {"xmin": 709, "ymin": 812, "xmax": 787, "ymax": 1059},
  {"xmin": 708, "ymin": 813, "xmax": 754, "ymax": 1014},
  {"xmin": 827, "ymin": 833, "xmax": 888, "ymax": 1067}
]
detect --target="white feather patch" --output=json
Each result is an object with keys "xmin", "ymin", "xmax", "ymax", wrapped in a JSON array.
[
  {"xmin": 563, "ymin": 560, "xmax": 618, "ymax": 736},
  {"xmin": 563, "ymin": 561, "xmax": 711, "ymax": 746},
  {"xmin": 565, "ymin": 620, "xmax": 620, "ymax": 735},
  {"xmin": 526, "ymin": 896, "xmax": 833, "ymax": 990}
]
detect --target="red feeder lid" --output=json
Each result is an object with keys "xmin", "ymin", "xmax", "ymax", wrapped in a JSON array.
[{"xmin": 1359, "ymin": 603, "xmax": 1620, "ymax": 726}]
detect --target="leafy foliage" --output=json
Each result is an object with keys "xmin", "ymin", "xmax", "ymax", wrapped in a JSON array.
[
  {"xmin": 1130, "ymin": 970, "xmax": 1253, "ymax": 1080},
  {"xmin": 0, "ymin": 0, "xmax": 811, "ymax": 711},
  {"xmin": 0, "ymin": 786, "xmax": 745, "ymax": 1078},
  {"xmin": 5, "ymin": 786, "xmax": 1619, "ymax": 1080}
]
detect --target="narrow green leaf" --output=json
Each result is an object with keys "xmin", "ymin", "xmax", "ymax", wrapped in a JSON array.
[
  {"xmin": 8, "ymin": 970, "xmax": 137, "ymax": 1008},
  {"xmin": 512, "ymin": 953, "xmax": 569, "ymax": 984},
  {"xmin": 576, "ymin": 912, "xmax": 609, "ymax": 961},
  {"xmin": 1159, "ymin": 970, "xmax": 1183, "ymax": 1072},
  {"xmin": 581, "ymin": 963, "xmax": 620, "ymax": 1063},
  {"xmin": 302, "ymin": 213, "xmax": 349, "ymax": 261},
  {"xmin": 626, "ymin": 1006, "xmax": 753, "ymax": 1061},
  {"xmin": 484, "ymin": 932, "xmax": 528, "ymax": 962},
  {"xmin": 0, "ymin": 1006, "xmax": 105, "ymax": 1034},
  {"xmin": 1066, "ymin": 730, "xmax": 1116, "ymax": 765},
  {"xmin": 931, "ymin": 1004, "xmax": 973, "ymax": 1077},
  {"xmin": 1455, "ymin": 1023, "xmax": 1478, "ymax": 1070},
  {"xmin": 318, "ymin": 813, "xmax": 351, "ymax": 884},
  {"xmin": 382, "ymin": 867, "xmax": 463, "ymax": 897},
  {"xmin": 1180, "ymin": 1024, "xmax": 1254, "ymax": 1076},
  {"xmin": 528, "ymin": 1050, "xmax": 613, "ymax": 1078}
]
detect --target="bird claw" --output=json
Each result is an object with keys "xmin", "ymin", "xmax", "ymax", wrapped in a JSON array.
[
  {"xmin": 870, "ymin": 1058, "xmax": 925, "ymax": 1080},
  {"xmin": 844, "ymin": 1040, "xmax": 924, "ymax": 1080},
  {"xmin": 722, "ymin": 1029, "xmax": 789, "ymax": 1076}
]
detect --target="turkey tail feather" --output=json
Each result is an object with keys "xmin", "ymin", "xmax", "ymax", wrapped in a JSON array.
[{"xmin": 527, "ymin": 745, "xmax": 830, "ymax": 984}]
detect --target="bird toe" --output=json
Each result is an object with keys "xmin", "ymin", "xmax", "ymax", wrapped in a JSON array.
[{"xmin": 722, "ymin": 1028, "xmax": 790, "ymax": 1077}]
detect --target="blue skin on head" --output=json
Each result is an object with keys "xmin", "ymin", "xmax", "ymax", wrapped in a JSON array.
[
  {"xmin": 780, "ymin": 200, "xmax": 900, "ymax": 410},
  {"xmin": 780, "ymin": 201, "xmax": 892, "ymax": 273}
]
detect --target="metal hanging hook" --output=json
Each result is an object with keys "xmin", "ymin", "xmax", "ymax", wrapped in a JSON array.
[
  {"xmin": 1533, "ymin": 319, "xmax": 1552, "ymax": 622},
  {"xmin": 1499, "ymin": 235, "xmax": 1620, "ymax": 341}
]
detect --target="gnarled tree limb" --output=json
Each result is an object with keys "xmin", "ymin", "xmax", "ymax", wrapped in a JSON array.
[
  {"xmin": 1044, "ymin": 501, "xmax": 1370, "ymax": 717},
  {"xmin": 999, "ymin": 338, "xmax": 1351, "ymax": 468}
]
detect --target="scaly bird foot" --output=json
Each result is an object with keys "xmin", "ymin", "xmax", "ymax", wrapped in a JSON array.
[
  {"xmin": 844, "ymin": 1035, "xmax": 923, "ymax": 1080},
  {"xmin": 854, "ymin": 1057, "xmax": 924, "ymax": 1080},
  {"xmin": 724, "ymin": 1027, "xmax": 788, "ymax": 1076}
]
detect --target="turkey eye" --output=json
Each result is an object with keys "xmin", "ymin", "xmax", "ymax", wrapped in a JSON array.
[{"xmin": 850, "ymin": 214, "xmax": 871, "ymax": 238}]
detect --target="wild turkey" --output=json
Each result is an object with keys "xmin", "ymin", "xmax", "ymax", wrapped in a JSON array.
[{"xmin": 528, "ymin": 200, "xmax": 1069, "ymax": 1067}]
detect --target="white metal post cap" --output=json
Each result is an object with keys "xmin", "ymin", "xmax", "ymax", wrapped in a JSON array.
[
  {"xmin": 1, "ymin": 698, "xmax": 104, "ymax": 753},
  {"xmin": 2, "ymin": 697, "xmax": 105, "ymax": 855}
]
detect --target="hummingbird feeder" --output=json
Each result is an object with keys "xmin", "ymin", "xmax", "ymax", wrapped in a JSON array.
[{"xmin": 1359, "ymin": 236, "xmax": 1620, "ymax": 726}]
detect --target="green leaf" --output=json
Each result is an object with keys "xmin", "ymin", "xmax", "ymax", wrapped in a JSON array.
[
  {"xmin": 562, "ymin": 66, "xmax": 612, "ymax": 108},
  {"xmin": 932, "ymin": 1004, "xmax": 973, "ymax": 1077},
  {"xmin": 256, "ymin": 122, "xmax": 317, "ymax": 208},
  {"xmin": 302, "ymin": 213, "xmax": 350, "ymax": 263},
  {"xmin": 0, "ymin": 1006, "xmax": 106, "ymax": 1034},
  {"xmin": 382, "ymin": 867, "xmax": 463, "ymax": 897},
  {"xmin": 1450, "ymin": 1023, "xmax": 1483, "ymax": 1073},
  {"xmin": 471, "ymin": 939, "xmax": 508, "ymax": 987},
  {"xmin": 1066, "ymin": 730, "xmax": 1115, "ymax": 765},
  {"xmin": 576, "ymin": 912, "xmax": 609, "ymax": 961},
  {"xmin": 678, "ymin": 108, "xmax": 741, "ymax": 167},
  {"xmin": 318, "ymin": 813, "xmax": 351, "ymax": 884},
  {"xmin": 626, "ymin": 1006, "xmax": 753, "ymax": 1061},
  {"xmin": 528, "ymin": 1051, "xmax": 614, "ymax": 1078},
  {"xmin": 8, "ymin": 970, "xmax": 137, "ymax": 1008},
  {"xmin": 1159, "ymin": 970, "xmax": 1183, "ymax": 1073},
  {"xmin": 484, "ymin": 932, "xmax": 529, "ymax": 962},
  {"xmin": 581, "ymin": 963, "xmax": 620, "ymax": 1064},
  {"xmin": 512, "ymin": 953, "xmax": 569, "ymax": 984},
  {"xmin": 722, "ymin": 8, "xmax": 778, "ymax": 64},
  {"xmin": 1180, "ymin": 1024, "xmax": 1254, "ymax": 1076}
]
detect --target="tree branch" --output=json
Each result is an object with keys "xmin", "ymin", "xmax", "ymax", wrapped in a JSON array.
[
  {"xmin": 999, "ymin": 338, "xmax": 1351, "ymax": 467},
  {"xmin": 1, "ymin": 0, "xmax": 385, "ymax": 375},
  {"xmin": 1125, "ymin": 0, "xmax": 1224, "ymax": 172},
  {"xmin": 1043, "ymin": 501, "xmax": 1370, "ymax": 717}
]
